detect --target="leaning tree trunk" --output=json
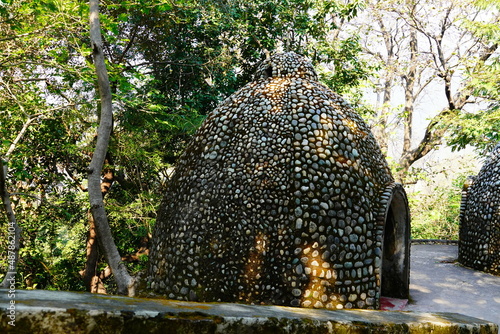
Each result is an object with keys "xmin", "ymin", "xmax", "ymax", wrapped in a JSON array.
[
  {"xmin": 0, "ymin": 161, "xmax": 21, "ymax": 288},
  {"xmin": 88, "ymin": 0, "xmax": 134, "ymax": 296},
  {"xmin": 0, "ymin": 115, "xmax": 37, "ymax": 287}
]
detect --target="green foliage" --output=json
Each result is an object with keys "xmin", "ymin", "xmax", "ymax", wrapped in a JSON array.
[
  {"xmin": 0, "ymin": 190, "xmax": 88, "ymax": 290},
  {"xmin": 446, "ymin": 0, "xmax": 500, "ymax": 153},
  {"xmin": 409, "ymin": 173, "xmax": 469, "ymax": 240},
  {"xmin": 316, "ymin": 35, "xmax": 372, "ymax": 94},
  {"xmin": 446, "ymin": 107, "xmax": 500, "ymax": 153}
]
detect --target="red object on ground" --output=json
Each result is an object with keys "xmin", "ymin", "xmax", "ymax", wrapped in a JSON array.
[{"xmin": 380, "ymin": 297, "xmax": 408, "ymax": 311}]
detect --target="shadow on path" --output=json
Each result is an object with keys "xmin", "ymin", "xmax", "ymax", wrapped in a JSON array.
[{"xmin": 405, "ymin": 244, "xmax": 500, "ymax": 325}]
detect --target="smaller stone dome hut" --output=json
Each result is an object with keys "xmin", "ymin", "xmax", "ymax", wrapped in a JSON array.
[
  {"xmin": 459, "ymin": 142, "xmax": 500, "ymax": 275},
  {"xmin": 147, "ymin": 52, "xmax": 411, "ymax": 309}
]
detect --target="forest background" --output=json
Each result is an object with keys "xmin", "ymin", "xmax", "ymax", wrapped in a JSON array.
[{"xmin": 0, "ymin": 0, "xmax": 499, "ymax": 293}]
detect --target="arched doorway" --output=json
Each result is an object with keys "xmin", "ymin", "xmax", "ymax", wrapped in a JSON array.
[{"xmin": 381, "ymin": 184, "xmax": 410, "ymax": 299}]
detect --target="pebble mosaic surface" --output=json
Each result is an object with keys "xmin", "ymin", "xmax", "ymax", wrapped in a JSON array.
[
  {"xmin": 459, "ymin": 142, "xmax": 500, "ymax": 275},
  {"xmin": 148, "ymin": 52, "xmax": 398, "ymax": 309}
]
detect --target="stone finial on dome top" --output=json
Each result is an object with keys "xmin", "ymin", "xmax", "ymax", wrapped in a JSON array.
[{"xmin": 254, "ymin": 52, "xmax": 318, "ymax": 81}]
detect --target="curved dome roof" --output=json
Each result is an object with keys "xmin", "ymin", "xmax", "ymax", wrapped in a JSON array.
[
  {"xmin": 148, "ymin": 52, "xmax": 403, "ymax": 310},
  {"xmin": 459, "ymin": 142, "xmax": 500, "ymax": 275}
]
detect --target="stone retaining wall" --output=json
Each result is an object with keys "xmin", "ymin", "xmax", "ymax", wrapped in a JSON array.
[{"xmin": 0, "ymin": 290, "xmax": 497, "ymax": 334}]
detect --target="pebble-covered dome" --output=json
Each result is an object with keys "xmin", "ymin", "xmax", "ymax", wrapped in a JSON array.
[
  {"xmin": 147, "ymin": 52, "xmax": 410, "ymax": 309},
  {"xmin": 459, "ymin": 142, "xmax": 500, "ymax": 275}
]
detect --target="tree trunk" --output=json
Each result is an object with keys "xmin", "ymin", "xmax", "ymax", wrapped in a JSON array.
[
  {"xmin": 0, "ymin": 161, "xmax": 21, "ymax": 288},
  {"xmin": 82, "ymin": 213, "xmax": 107, "ymax": 293},
  {"xmin": 372, "ymin": 74, "xmax": 393, "ymax": 156},
  {"xmin": 370, "ymin": 15, "xmax": 395, "ymax": 156},
  {"xmin": 82, "ymin": 165, "xmax": 115, "ymax": 293},
  {"xmin": 88, "ymin": 0, "xmax": 134, "ymax": 296},
  {"xmin": 395, "ymin": 28, "xmax": 418, "ymax": 183}
]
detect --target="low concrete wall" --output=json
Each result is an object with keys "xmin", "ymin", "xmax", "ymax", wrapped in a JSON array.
[{"xmin": 0, "ymin": 289, "xmax": 497, "ymax": 333}]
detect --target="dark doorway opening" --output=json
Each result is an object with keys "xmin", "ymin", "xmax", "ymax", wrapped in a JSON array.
[{"xmin": 381, "ymin": 184, "xmax": 410, "ymax": 299}]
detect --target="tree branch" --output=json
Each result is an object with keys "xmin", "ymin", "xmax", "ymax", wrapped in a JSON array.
[
  {"xmin": 0, "ymin": 25, "xmax": 57, "ymax": 42},
  {"xmin": 4, "ymin": 114, "xmax": 42, "ymax": 159}
]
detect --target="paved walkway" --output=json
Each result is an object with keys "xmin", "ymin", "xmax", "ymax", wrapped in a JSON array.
[{"xmin": 405, "ymin": 244, "xmax": 500, "ymax": 325}]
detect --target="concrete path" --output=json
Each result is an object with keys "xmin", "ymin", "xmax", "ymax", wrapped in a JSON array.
[{"xmin": 405, "ymin": 244, "xmax": 500, "ymax": 325}]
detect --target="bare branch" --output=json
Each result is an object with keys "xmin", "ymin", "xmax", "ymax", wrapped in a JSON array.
[
  {"xmin": 128, "ymin": 60, "xmax": 204, "ymax": 69},
  {"xmin": 12, "ymin": 78, "xmax": 49, "ymax": 82},
  {"xmin": 0, "ymin": 26, "xmax": 55, "ymax": 42},
  {"xmin": 5, "ymin": 114, "xmax": 42, "ymax": 159}
]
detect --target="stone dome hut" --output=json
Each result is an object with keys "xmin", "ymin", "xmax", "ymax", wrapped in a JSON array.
[
  {"xmin": 147, "ymin": 52, "xmax": 410, "ymax": 309},
  {"xmin": 459, "ymin": 142, "xmax": 500, "ymax": 275}
]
